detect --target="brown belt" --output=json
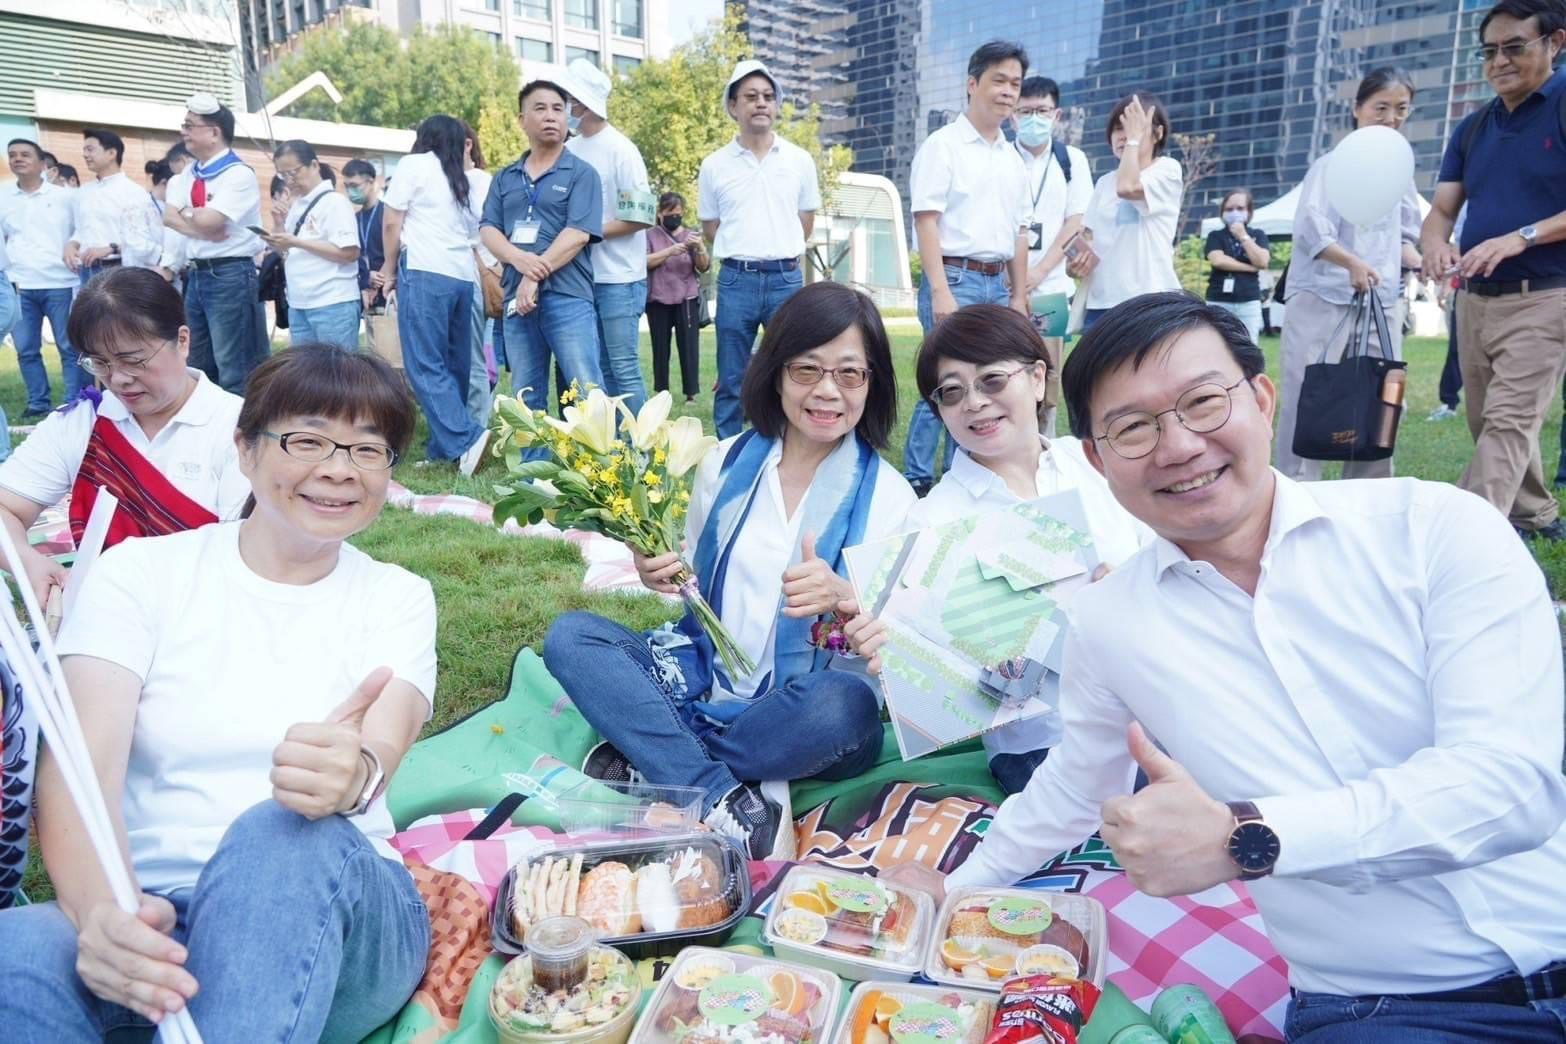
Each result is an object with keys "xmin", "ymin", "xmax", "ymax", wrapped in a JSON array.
[{"xmin": 941, "ymin": 255, "xmax": 1007, "ymax": 276}]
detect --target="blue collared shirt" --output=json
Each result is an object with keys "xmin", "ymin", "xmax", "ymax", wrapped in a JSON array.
[
  {"xmin": 481, "ymin": 148, "xmax": 602, "ymax": 303},
  {"xmin": 1437, "ymin": 68, "xmax": 1566, "ymax": 282}
]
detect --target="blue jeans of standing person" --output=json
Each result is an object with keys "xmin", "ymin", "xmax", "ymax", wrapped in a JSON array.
[
  {"xmin": 1284, "ymin": 970, "xmax": 1566, "ymax": 1042},
  {"xmin": 184, "ymin": 258, "xmax": 268, "ymax": 395},
  {"xmin": 13, "ymin": 287, "xmax": 86, "ymax": 414},
  {"xmin": 596, "ymin": 279, "xmax": 648, "ymax": 413},
  {"xmin": 0, "ymin": 801, "xmax": 429, "ymax": 1044},
  {"xmin": 288, "ymin": 299, "xmax": 362, "ymax": 350},
  {"xmin": 507, "ymin": 293, "xmax": 604, "ymax": 446},
  {"xmin": 0, "ymin": 278, "xmax": 15, "ymax": 458},
  {"xmin": 903, "ymin": 266, "xmax": 1011, "ymax": 485},
  {"xmin": 397, "ymin": 258, "xmax": 484, "ymax": 462},
  {"xmin": 77, "ymin": 259, "xmax": 120, "ymax": 288},
  {"xmin": 467, "ymin": 282, "xmax": 492, "ymax": 430},
  {"xmin": 543, "ymin": 611, "xmax": 883, "ymax": 815},
  {"xmin": 714, "ymin": 262, "xmax": 804, "ymax": 438}
]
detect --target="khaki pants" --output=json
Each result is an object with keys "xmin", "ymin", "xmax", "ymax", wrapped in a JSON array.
[
  {"xmin": 1276, "ymin": 289, "xmax": 1403, "ymax": 481},
  {"xmin": 1456, "ymin": 286, "xmax": 1566, "ymax": 529}
]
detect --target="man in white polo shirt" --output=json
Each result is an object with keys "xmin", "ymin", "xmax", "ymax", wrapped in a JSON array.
[
  {"xmin": 698, "ymin": 59, "xmax": 820, "ymax": 438},
  {"xmin": 560, "ymin": 59, "xmax": 655, "ymax": 413},
  {"xmin": 65, "ymin": 128, "xmax": 164, "ymax": 284},
  {"xmin": 902, "ymin": 40, "xmax": 1032, "ymax": 496},
  {"xmin": 163, "ymin": 93, "xmax": 267, "ymax": 394},
  {"xmin": 0, "ymin": 137, "xmax": 87, "ymax": 417}
]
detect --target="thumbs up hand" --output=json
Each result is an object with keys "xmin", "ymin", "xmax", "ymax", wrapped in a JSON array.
[
  {"xmin": 1098, "ymin": 722, "xmax": 1239, "ymax": 897},
  {"xmin": 781, "ymin": 532, "xmax": 854, "ymax": 619},
  {"xmin": 270, "ymin": 667, "xmax": 394, "ymax": 820}
]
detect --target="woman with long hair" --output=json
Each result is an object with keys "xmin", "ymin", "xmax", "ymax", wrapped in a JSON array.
[{"xmin": 377, "ymin": 114, "xmax": 489, "ymax": 472}]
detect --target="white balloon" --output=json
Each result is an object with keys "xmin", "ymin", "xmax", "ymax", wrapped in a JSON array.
[{"xmin": 1324, "ymin": 125, "xmax": 1415, "ymax": 227}]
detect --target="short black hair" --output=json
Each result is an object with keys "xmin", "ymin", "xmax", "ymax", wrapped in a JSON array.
[
  {"xmin": 341, "ymin": 158, "xmax": 377, "ymax": 180},
  {"xmin": 41, "ymin": 151, "xmax": 58, "ymax": 166},
  {"xmin": 657, "ymin": 190, "xmax": 685, "ymax": 210},
  {"xmin": 739, "ymin": 281, "xmax": 898, "ymax": 449},
  {"xmin": 237, "ymin": 344, "xmax": 417, "ymax": 464},
  {"xmin": 520, "ymin": 80, "xmax": 568, "ymax": 108},
  {"xmin": 967, "ymin": 40, "xmax": 1029, "ymax": 83},
  {"xmin": 1105, "ymin": 92, "xmax": 1172, "ymax": 157},
  {"xmin": 273, "ymin": 139, "xmax": 318, "ymax": 166},
  {"xmin": 164, "ymin": 142, "xmax": 193, "ymax": 165},
  {"xmin": 144, "ymin": 159, "xmax": 173, "ymax": 186},
  {"xmin": 1480, "ymin": 0, "xmax": 1566, "ymax": 40},
  {"xmin": 6, "ymin": 138, "xmax": 42, "ymax": 160},
  {"xmin": 55, "ymin": 163, "xmax": 79, "ymax": 185},
  {"xmin": 82, "ymin": 128, "xmax": 125, "ymax": 165},
  {"xmin": 270, "ymin": 174, "xmax": 286, "ymax": 198},
  {"xmin": 1355, "ymin": 66, "xmax": 1417, "ymax": 107},
  {"xmin": 1020, "ymin": 76, "xmax": 1060, "ymax": 104},
  {"xmin": 915, "ymin": 304, "xmax": 1051, "ymax": 403},
  {"xmin": 67, "ymin": 266, "xmax": 185, "ymax": 361},
  {"xmin": 1061, "ymin": 292, "xmax": 1265, "ymax": 439},
  {"xmin": 191, "ymin": 103, "xmax": 236, "ymax": 144},
  {"xmin": 1218, "ymin": 187, "xmax": 1255, "ymax": 218}
]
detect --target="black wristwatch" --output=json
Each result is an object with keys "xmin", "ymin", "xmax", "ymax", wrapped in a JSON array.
[{"xmin": 1225, "ymin": 800, "xmax": 1281, "ymax": 880}]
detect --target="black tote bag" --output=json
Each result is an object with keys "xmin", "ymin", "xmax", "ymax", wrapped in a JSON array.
[{"xmin": 1291, "ymin": 288, "xmax": 1405, "ymax": 463}]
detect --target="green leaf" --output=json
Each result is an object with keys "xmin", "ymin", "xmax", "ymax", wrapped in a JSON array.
[
  {"xmin": 493, "ymin": 485, "xmax": 558, "ymax": 527},
  {"xmin": 508, "ymin": 460, "xmax": 562, "ymax": 481}
]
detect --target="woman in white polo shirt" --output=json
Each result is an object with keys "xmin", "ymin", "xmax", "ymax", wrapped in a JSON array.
[
  {"xmin": 0, "ymin": 267, "xmax": 248, "ymax": 607},
  {"xmin": 0, "ymin": 346, "xmax": 434, "ymax": 1040},
  {"xmin": 261, "ymin": 140, "xmax": 362, "ymax": 351}
]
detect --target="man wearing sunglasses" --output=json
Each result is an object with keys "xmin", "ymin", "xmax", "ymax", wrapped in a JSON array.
[{"xmin": 1421, "ymin": 0, "xmax": 1566, "ymax": 542}]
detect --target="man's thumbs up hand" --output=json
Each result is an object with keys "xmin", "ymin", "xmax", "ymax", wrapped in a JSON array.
[{"xmin": 270, "ymin": 667, "xmax": 394, "ymax": 820}]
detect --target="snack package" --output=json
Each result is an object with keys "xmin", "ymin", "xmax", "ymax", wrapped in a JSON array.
[{"xmin": 982, "ymin": 976, "xmax": 1100, "ymax": 1044}]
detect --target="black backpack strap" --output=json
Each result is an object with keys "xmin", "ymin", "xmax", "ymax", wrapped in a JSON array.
[{"xmin": 1052, "ymin": 140, "xmax": 1072, "ymax": 183}]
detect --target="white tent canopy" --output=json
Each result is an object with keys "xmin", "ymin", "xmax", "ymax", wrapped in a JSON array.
[{"xmin": 1200, "ymin": 183, "xmax": 1429, "ymax": 239}]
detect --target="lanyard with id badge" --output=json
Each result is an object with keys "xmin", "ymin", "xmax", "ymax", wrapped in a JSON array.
[{"xmin": 511, "ymin": 171, "xmax": 549, "ymax": 247}]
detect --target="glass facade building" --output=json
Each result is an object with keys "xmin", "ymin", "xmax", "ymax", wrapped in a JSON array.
[{"xmin": 740, "ymin": 0, "xmax": 1496, "ymax": 237}]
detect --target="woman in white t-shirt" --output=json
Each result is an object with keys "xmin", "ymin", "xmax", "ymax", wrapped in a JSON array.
[
  {"xmin": 378, "ymin": 114, "xmax": 489, "ymax": 472},
  {"xmin": 0, "ymin": 346, "xmax": 435, "ymax": 1039},
  {"xmin": 843, "ymin": 305, "xmax": 1151, "ymax": 794},
  {"xmin": 0, "ymin": 267, "xmax": 248, "ymax": 607},
  {"xmin": 261, "ymin": 139, "xmax": 362, "ymax": 350},
  {"xmin": 1074, "ymin": 93, "xmax": 1184, "ymax": 330}
]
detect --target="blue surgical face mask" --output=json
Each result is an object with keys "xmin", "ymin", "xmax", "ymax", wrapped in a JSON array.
[
  {"xmin": 566, "ymin": 113, "xmax": 582, "ymax": 133},
  {"xmin": 1017, "ymin": 114, "xmax": 1054, "ymax": 148},
  {"xmin": 1223, "ymin": 209, "xmax": 1248, "ymax": 226}
]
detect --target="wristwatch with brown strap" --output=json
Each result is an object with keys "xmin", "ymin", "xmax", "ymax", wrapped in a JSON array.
[{"xmin": 1225, "ymin": 800, "xmax": 1281, "ymax": 880}]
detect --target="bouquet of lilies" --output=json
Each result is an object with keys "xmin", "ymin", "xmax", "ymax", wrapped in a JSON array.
[{"xmin": 491, "ymin": 385, "xmax": 756, "ymax": 678}]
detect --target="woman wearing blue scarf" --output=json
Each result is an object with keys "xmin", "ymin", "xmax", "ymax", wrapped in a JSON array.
[{"xmin": 545, "ymin": 282, "xmax": 916, "ymax": 859}]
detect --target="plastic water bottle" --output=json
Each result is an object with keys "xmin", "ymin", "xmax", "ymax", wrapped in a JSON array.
[{"xmin": 1150, "ymin": 986, "xmax": 1237, "ymax": 1044}]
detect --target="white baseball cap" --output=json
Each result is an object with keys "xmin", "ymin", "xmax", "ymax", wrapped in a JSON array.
[
  {"xmin": 723, "ymin": 59, "xmax": 780, "ymax": 114},
  {"xmin": 557, "ymin": 58, "xmax": 613, "ymax": 119},
  {"xmin": 186, "ymin": 92, "xmax": 222, "ymax": 115}
]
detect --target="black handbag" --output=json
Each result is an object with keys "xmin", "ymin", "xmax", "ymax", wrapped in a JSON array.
[{"xmin": 1291, "ymin": 288, "xmax": 1406, "ymax": 463}]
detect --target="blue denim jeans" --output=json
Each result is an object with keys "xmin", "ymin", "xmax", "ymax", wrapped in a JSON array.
[
  {"xmin": 289, "ymin": 298, "xmax": 361, "ymax": 350},
  {"xmin": 397, "ymin": 259, "xmax": 483, "ymax": 462},
  {"xmin": 903, "ymin": 267, "xmax": 1012, "ymax": 484},
  {"xmin": 184, "ymin": 260, "xmax": 268, "ymax": 395},
  {"xmin": 507, "ymin": 292, "xmax": 604, "ymax": 427},
  {"xmin": 714, "ymin": 264, "xmax": 805, "ymax": 438},
  {"xmin": 543, "ymin": 611, "xmax": 883, "ymax": 813},
  {"xmin": 77, "ymin": 260, "xmax": 121, "ymax": 287},
  {"xmin": 0, "ymin": 801, "xmax": 429, "ymax": 1044},
  {"xmin": 1082, "ymin": 307, "xmax": 1111, "ymax": 332},
  {"xmin": 468, "ymin": 282, "xmax": 493, "ymax": 431},
  {"xmin": 596, "ymin": 279, "xmax": 648, "ymax": 413},
  {"xmin": 0, "ymin": 278, "xmax": 15, "ymax": 458},
  {"xmin": 13, "ymin": 287, "xmax": 86, "ymax": 413},
  {"xmin": 1285, "ymin": 987, "xmax": 1566, "ymax": 1042}
]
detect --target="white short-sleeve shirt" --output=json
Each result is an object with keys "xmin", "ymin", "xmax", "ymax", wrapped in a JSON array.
[
  {"xmin": 282, "ymin": 182, "xmax": 362, "ymax": 309},
  {"xmin": 467, "ymin": 167, "xmax": 497, "ymax": 273},
  {"xmin": 1020, "ymin": 143, "xmax": 1093, "ymax": 295},
  {"xmin": 0, "ymin": 370, "xmax": 248, "ymax": 519},
  {"xmin": 908, "ymin": 115, "xmax": 1031, "ymax": 262},
  {"xmin": 1082, "ymin": 156, "xmax": 1184, "ymax": 309},
  {"xmin": 73, "ymin": 172, "xmax": 165, "ymax": 269},
  {"xmin": 166, "ymin": 160, "xmax": 263, "ymax": 261},
  {"xmin": 567, "ymin": 125, "xmax": 651, "ymax": 283},
  {"xmin": 383, "ymin": 151, "xmax": 477, "ymax": 282},
  {"xmin": 697, "ymin": 135, "xmax": 820, "ymax": 261},
  {"xmin": 0, "ymin": 180, "xmax": 78, "ymax": 289},
  {"xmin": 56, "ymin": 522, "xmax": 438, "ymax": 893}
]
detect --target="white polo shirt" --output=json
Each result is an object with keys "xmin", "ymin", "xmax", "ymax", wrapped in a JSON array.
[
  {"xmin": 697, "ymin": 135, "xmax": 820, "ymax": 261},
  {"xmin": 0, "ymin": 179, "xmax": 78, "ymax": 289},
  {"xmin": 908, "ymin": 115, "xmax": 1030, "ymax": 262},
  {"xmin": 282, "ymin": 182, "xmax": 361, "ymax": 310},
  {"xmin": 383, "ymin": 151, "xmax": 477, "ymax": 283},
  {"xmin": 73, "ymin": 172, "xmax": 165, "ymax": 269},
  {"xmin": 0, "ymin": 369, "xmax": 248, "ymax": 519},
  {"xmin": 1019, "ymin": 143, "xmax": 1092, "ymax": 295},
  {"xmin": 567, "ymin": 124, "xmax": 652, "ymax": 283},
  {"xmin": 166, "ymin": 159, "xmax": 263, "ymax": 261}
]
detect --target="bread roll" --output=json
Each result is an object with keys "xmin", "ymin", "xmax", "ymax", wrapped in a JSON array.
[{"xmin": 577, "ymin": 861, "xmax": 640, "ymax": 936}]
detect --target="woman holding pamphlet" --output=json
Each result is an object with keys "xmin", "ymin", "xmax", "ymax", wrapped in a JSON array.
[
  {"xmin": 544, "ymin": 281, "xmax": 917, "ymax": 861},
  {"xmin": 843, "ymin": 304, "xmax": 1150, "ymax": 794},
  {"xmin": 0, "ymin": 346, "xmax": 435, "ymax": 1041}
]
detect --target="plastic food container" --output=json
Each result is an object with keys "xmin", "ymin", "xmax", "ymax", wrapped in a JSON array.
[
  {"xmin": 832, "ymin": 981, "xmax": 997, "ymax": 1044},
  {"xmin": 489, "ymin": 943, "xmax": 640, "ymax": 1044},
  {"xmin": 923, "ymin": 886, "xmax": 1107, "ymax": 991},
  {"xmin": 763, "ymin": 865, "xmax": 934, "ymax": 982},
  {"xmin": 556, "ymin": 780, "xmax": 706, "ymax": 836},
  {"xmin": 492, "ymin": 832, "xmax": 749, "ymax": 959},
  {"xmin": 630, "ymin": 946, "xmax": 842, "ymax": 1044}
]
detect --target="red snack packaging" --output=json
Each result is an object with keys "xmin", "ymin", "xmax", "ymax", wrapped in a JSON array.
[{"xmin": 982, "ymin": 975, "xmax": 1101, "ymax": 1044}]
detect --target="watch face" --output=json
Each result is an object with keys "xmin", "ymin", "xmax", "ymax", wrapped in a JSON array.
[{"xmin": 1228, "ymin": 821, "xmax": 1281, "ymax": 873}]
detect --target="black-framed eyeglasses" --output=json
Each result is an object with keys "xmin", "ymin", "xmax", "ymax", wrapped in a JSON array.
[
  {"xmin": 262, "ymin": 431, "xmax": 398, "ymax": 471},
  {"xmin": 929, "ymin": 366, "xmax": 1035, "ymax": 408},
  {"xmin": 784, "ymin": 362, "xmax": 871, "ymax": 389},
  {"xmin": 1014, "ymin": 104, "xmax": 1058, "ymax": 118},
  {"xmin": 80, "ymin": 338, "xmax": 175, "ymax": 379},
  {"xmin": 1092, "ymin": 377, "xmax": 1249, "ymax": 460},
  {"xmin": 1474, "ymin": 35, "xmax": 1548, "ymax": 62}
]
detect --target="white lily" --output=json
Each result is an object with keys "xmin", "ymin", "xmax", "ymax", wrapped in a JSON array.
[
  {"xmin": 621, "ymin": 390, "xmax": 673, "ymax": 451},
  {"xmin": 543, "ymin": 387, "xmax": 621, "ymax": 455},
  {"xmin": 663, "ymin": 415, "xmax": 718, "ymax": 478}
]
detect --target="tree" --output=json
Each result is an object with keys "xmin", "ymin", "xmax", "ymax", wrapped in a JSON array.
[
  {"xmin": 477, "ymin": 98, "xmax": 526, "ymax": 170},
  {"xmin": 1172, "ymin": 131, "xmax": 1219, "ymax": 237}
]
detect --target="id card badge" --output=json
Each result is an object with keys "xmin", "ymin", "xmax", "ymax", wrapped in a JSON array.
[
  {"xmin": 1222, "ymin": 277, "xmax": 1236, "ymax": 295},
  {"xmin": 1027, "ymin": 222, "xmax": 1044, "ymax": 252},
  {"xmin": 511, "ymin": 219, "xmax": 541, "ymax": 246}
]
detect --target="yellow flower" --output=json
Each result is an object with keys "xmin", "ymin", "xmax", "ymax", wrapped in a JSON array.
[
  {"xmin": 620, "ymin": 390, "xmax": 673, "ymax": 451},
  {"xmin": 560, "ymin": 386, "xmax": 578, "ymax": 405},
  {"xmin": 643, "ymin": 471, "xmax": 661, "ymax": 487},
  {"xmin": 542, "ymin": 387, "xmax": 622, "ymax": 455},
  {"xmin": 678, "ymin": 489, "xmax": 691, "ymax": 504},
  {"xmin": 664, "ymin": 415, "xmax": 718, "ymax": 478},
  {"xmin": 653, "ymin": 448, "xmax": 668, "ymax": 467},
  {"xmin": 648, "ymin": 488, "xmax": 665, "ymax": 504}
]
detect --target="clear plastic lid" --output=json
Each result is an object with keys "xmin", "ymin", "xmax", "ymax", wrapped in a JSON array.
[
  {"xmin": 763, "ymin": 865, "xmax": 934, "ymax": 973},
  {"xmin": 557, "ymin": 780, "xmax": 706, "ymax": 836},
  {"xmin": 834, "ymin": 981, "xmax": 997, "ymax": 1044},
  {"xmin": 924, "ymin": 886, "xmax": 1106, "ymax": 989},
  {"xmin": 632, "ymin": 946, "xmax": 842, "ymax": 1044}
]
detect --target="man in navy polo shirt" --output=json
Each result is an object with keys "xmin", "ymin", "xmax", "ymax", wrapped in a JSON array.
[
  {"xmin": 481, "ymin": 77, "xmax": 604, "ymax": 428},
  {"xmin": 1422, "ymin": 0, "xmax": 1566, "ymax": 540}
]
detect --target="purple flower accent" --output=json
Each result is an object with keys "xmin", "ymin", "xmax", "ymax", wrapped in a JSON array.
[{"xmin": 54, "ymin": 386, "xmax": 103, "ymax": 415}]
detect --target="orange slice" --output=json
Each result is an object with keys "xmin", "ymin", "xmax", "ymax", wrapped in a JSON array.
[
  {"xmin": 981, "ymin": 954, "xmax": 1016, "ymax": 980},
  {"xmin": 940, "ymin": 939, "xmax": 981, "ymax": 970},
  {"xmin": 786, "ymin": 891, "xmax": 829, "ymax": 916},
  {"xmin": 850, "ymin": 990, "xmax": 883, "ymax": 1044},
  {"xmin": 813, "ymin": 880, "xmax": 841, "ymax": 911},
  {"xmin": 769, "ymin": 969, "xmax": 806, "ymax": 1017},
  {"xmin": 873, "ymin": 994, "xmax": 903, "ymax": 1026}
]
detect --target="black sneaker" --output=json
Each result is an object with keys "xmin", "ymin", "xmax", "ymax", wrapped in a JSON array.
[
  {"xmin": 703, "ymin": 783, "xmax": 783, "ymax": 860},
  {"xmin": 581, "ymin": 741, "xmax": 644, "ymax": 785},
  {"xmin": 911, "ymin": 480, "xmax": 934, "ymax": 499}
]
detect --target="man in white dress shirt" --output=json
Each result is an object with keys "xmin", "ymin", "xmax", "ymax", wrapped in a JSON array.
[
  {"xmin": 918, "ymin": 292, "xmax": 1566, "ymax": 1041},
  {"xmin": 65, "ymin": 128, "xmax": 163, "ymax": 284}
]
